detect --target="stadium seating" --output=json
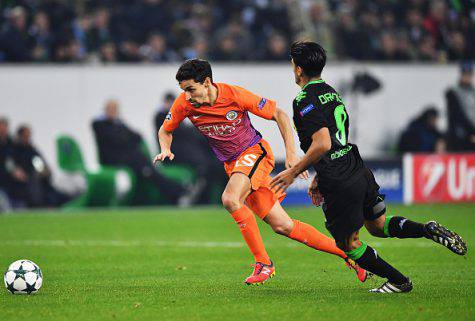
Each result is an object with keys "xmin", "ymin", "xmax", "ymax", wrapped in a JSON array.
[{"xmin": 56, "ymin": 135, "xmax": 135, "ymax": 207}]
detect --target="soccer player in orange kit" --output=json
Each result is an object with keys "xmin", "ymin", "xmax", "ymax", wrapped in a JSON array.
[{"xmin": 154, "ymin": 59, "xmax": 367, "ymax": 285}]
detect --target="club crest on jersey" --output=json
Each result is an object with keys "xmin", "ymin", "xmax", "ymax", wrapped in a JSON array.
[
  {"xmin": 165, "ymin": 112, "xmax": 172, "ymax": 120},
  {"xmin": 258, "ymin": 98, "xmax": 267, "ymax": 110},
  {"xmin": 300, "ymin": 104, "xmax": 315, "ymax": 116},
  {"xmin": 226, "ymin": 110, "xmax": 238, "ymax": 120}
]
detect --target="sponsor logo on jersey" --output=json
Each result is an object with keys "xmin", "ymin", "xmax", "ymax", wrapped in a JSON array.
[
  {"xmin": 226, "ymin": 110, "xmax": 238, "ymax": 121},
  {"xmin": 257, "ymin": 98, "xmax": 267, "ymax": 110},
  {"xmin": 198, "ymin": 119, "xmax": 242, "ymax": 137},
  {"xmin": 165, "ymin": 112, "xmax": 172, "ymax": 120},
  {"xmin": 300, "ymin": 104, "xmax": 315, "ymax": 116}
]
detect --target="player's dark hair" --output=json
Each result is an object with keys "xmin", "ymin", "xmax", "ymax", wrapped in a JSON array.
[
  {"xmin": 176, "ymin": 59, "xmax": 213, "ymax": 83},
  {"xmin": 290, "ymin": 41, "xmax": 326, "ymax": 78}
]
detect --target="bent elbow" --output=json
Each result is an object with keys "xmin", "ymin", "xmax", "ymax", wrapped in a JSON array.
[{"xmin": 322, "ymin": 140, "xmax": 332, "ymax": 153}]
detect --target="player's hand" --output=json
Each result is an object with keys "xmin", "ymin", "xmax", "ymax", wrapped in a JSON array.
[
  {"xmin": 270, "ymin": 167, "xmax": 297, "ymax": 194},
  {"xmin": 153, "ymin": 151, "xmax": 175, "ymax": 165},
  {"xmin": 285, "ymin": 153, "xmax": 309, "ymax": 180},
  {"xmin": 308, "ymin": 175, "xmax": 324, "ymax": 206}
]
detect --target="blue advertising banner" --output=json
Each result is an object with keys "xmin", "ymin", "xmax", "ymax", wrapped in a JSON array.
[
  {"xmin": 366, "ymin": 159, "xmax": 403, "ymax": 203},
  {"xmin": 274, "ymin": 158, "xmax": 403, "ymax": 206}
]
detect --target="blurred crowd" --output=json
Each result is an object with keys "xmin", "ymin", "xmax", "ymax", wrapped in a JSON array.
[{"xmin": 0, "ymin": 0, "xmax": 473, "ymax": 63}]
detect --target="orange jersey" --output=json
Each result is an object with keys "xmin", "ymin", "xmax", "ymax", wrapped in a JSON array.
[{"xmin": 162, "ymin": 83, "xmax": 277, "ymax": 162}]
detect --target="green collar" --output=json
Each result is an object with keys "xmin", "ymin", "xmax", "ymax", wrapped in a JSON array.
[{"xmin": 302, "ymin": 79, "xmax": 324, "ymax": 90}]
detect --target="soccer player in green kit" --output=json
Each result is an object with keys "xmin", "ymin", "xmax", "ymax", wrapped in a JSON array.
[{"xmin": 271, "ymin": 41, "xmax": 467, "ymax": 293}]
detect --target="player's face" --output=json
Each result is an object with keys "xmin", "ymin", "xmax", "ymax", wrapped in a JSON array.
[
  {"xmin": 291, "ymin": 59, "xmax": 302, "ymax": 85},
  {"xmin": 179, "ymin": 78, "xmax": 211, "ymax": 108}
]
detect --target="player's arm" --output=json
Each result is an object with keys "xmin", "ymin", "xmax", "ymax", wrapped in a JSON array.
[
  {"xmin": 270, "ymin": 128, "xmax": 330, "ymax": 193},
  {"xmin": 153, "ymin": 97, "xmax": 187, "ymax": 164},
  {"xmin": 271, "ymin": 107, "xmax": 309, "ymax": 179},
  {"xmin": 232, "ymin": 85, "xmax": 307, "ymax": 178},
  {"xmin": 154, "ymin": 125, "xmax": 175, "ymax": 163}
]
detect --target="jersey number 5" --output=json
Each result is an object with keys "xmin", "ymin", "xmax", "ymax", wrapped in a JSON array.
[
  {"xmin": 334, "ymin": 105, "xmax": 348, "ymax": 146},
  {"xmin": 236, "ymin": 154, "xmax": 258, "ymax": 167}
]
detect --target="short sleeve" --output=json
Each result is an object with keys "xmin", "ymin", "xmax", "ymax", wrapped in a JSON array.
[
  {"xmin": 298, "ymin": 99, "xmax": 328, "ymax": 136},
  {"xmin": 232, "ymin": 85, "xmax": 277, "ymax": 120},
  {"xmin": 162, "ymin": 95, "xmax": 188, "ymax": 132}
]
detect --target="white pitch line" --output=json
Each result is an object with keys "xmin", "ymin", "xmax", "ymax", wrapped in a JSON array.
[{"xmin": 0, "ymin": 240, "xmax": 438, "ymax": 248}]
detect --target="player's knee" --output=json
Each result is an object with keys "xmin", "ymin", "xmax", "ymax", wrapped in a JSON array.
[
  {"xmin": 336, "ymin": 234, "xmax": 361, "ymax": 252},
  {"xmin": 221, "ymin": 192, "xmax": 241, "ymax": 212},
  {"xmin": 365, "ymin": 217, "xmax": 386, "ymax": 237},
  {"xmin": 272, "ymin": 220, "xmax": 293, "ymax": 236},
  {"xmin": 348, "ymin": 239, "xmax": 362, "ymax": 251}
]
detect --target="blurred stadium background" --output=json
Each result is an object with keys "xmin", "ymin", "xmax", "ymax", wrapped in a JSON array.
[{"xmin": 1, "ymin": 0, "xmax": 474, "ymax": 210}]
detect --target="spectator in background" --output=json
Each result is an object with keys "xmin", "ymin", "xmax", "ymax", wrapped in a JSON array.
[
  {"xmin": 181, "ymin": 37, "xmax": 210, "ymax": 60},
  {"xmin": 0, "ymin": 118, "xmax": 17, "ymax": 211},
  {"xmin": 417, "ymin": 35, "xmax": 440, "ymax": 61},
  {"xmin": 375, "ymin": 32, "xmax": 411, "ymax": 61},
  {"xmin": 397, "ymin": 106, "xmax": 446, "ymax": 154},
  {"xmin": 154, "ymin": 92, "xmax": 225, "ymax": 204},
  {"xmin": 71, "ymin": 14, "xmax": 92, "ymax": 59},
  {"xmin": 99, "ymin": 41, "xmax": 117, "ymax": 63},
  {"xmin": 446, "ymin": 62, "xmax": 475, "ymax": 151},
  {"xmin": 86, "ymin": 8, "xmax": 112, "ymax": 54},
  {"xmin": 118, "ymin": 39, "xmax": 142, "ymax": 62},
  {"xmin": 260, "ymin": 32, "xmax": 288, "ymax": 61},
  {"xmin": 0, "ymin": 118, "xmax": 27, "ymax": 208},
  {"xmin": 92, "ymin": 99, "xmax": 191, "ymax": 205},
  {"xmin": 406, "ymin": 9, "xmax": 427, "ymax": 47},
  {"xmin": 0, "ymin": 6, "xmax": 33, "ymax": 62},
  {"xmin": 29, "ymin": 11, "xmax": 54, "ymax": 62},
  {"xmin": 447, "ymin": 31, "xmax": 470, "ymax": 61},
  {"xmin": 11, "ymin": 125, "xmax": 69, "ymax": 207},
  {"xmin": 140, "ymin": 32, "xmax": 179, "ymax": 62},
  {"xmin": 211, "ymin": 35, "xmax": 243, "ymax": 61}
]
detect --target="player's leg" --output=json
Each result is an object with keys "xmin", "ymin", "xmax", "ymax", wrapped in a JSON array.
[
  {"xmin": 222, "ymin": 172, "xmax": 275, "ymax": 285},
  {"xmin": 324, "ymin": 172, "xmax": 412, "ymax": 293},
  {"xmin": 221, "ymin": 172, "xmax": 271, "ymax": 265},
  {"xmin": 245, "ymin": 185, "xmax": 367, "ymax": 282},
  {"xmin": 263, "ymin": 201, "xmax": 345, "ymax": 258},
  {"xmin": 362, "ymin": 174, "xmax": 467, "ymax": 255},
  {"xmin": 337, "ymin": 231, "xmax": 413, "ymax": 293},
  {"xmin": 262, "ymin": 200, "xmax": 368, "ymax": 282}
]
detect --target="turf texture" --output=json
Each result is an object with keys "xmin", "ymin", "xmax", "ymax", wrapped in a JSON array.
[{"xmin": 0, "ymin": 204, "xmax": 473, "ymax": 321}]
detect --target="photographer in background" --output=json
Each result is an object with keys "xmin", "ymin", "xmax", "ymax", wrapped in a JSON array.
[
  {"xmin": 397, "ymin": 106, "xmax": 446, "ymax": 154},
  {"xmin": 10, "ymin": 124, "xmax": 68, "ymax": 208},
  {"xmin": 446, "ymin": 61, "xmax": 475, "ymax": 151}
]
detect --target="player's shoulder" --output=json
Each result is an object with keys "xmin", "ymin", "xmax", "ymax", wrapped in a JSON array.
[
  {"xmin": 217, "ymin": 83, "xmax": 249, "ymax": 99},
  {"xmin": 294, "ymin": 80, "xmax": 338, "ymax": 106}
]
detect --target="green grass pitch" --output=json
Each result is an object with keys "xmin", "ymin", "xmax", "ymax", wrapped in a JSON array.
[{"xmin": 0, "ymin": 204, "xmax": 473, "ymax": 321}]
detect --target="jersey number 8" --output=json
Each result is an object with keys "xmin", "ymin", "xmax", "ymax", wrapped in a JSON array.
[{"xmin": 334, "ymin": 105, "xmax": 348, "ymax": 146}]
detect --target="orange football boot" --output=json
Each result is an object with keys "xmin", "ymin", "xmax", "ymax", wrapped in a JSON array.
[{"xmin": 244, "ymin": 261, "xmax": 275, "ymax": 285}]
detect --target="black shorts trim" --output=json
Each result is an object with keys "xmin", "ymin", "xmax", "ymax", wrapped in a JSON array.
[{"xmin": 248, "ymin": 142, "xmax": 267, "ymax": 179}]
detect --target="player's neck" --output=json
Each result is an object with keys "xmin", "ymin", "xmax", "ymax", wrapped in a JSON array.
[
  {"xmin": 299, "ymin": 76, "xmax": 322, "ymax": 88},
  {"xmin": 207, "ymin": 83, "xmax": 218, "ymax": 106}
]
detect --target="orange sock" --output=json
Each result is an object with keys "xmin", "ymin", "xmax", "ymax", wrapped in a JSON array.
[
  {"xmin": 230, "ymin": 206, "xmax": 271, "ymax": 265},
  {"xmin": 288, "ymin": 220, "xmax": 346, "ymax": 259}
]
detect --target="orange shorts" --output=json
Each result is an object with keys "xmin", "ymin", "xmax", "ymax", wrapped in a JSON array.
[{"xmin": 224, "ymin": 139, "xmax": 286, "ymax": 219}]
